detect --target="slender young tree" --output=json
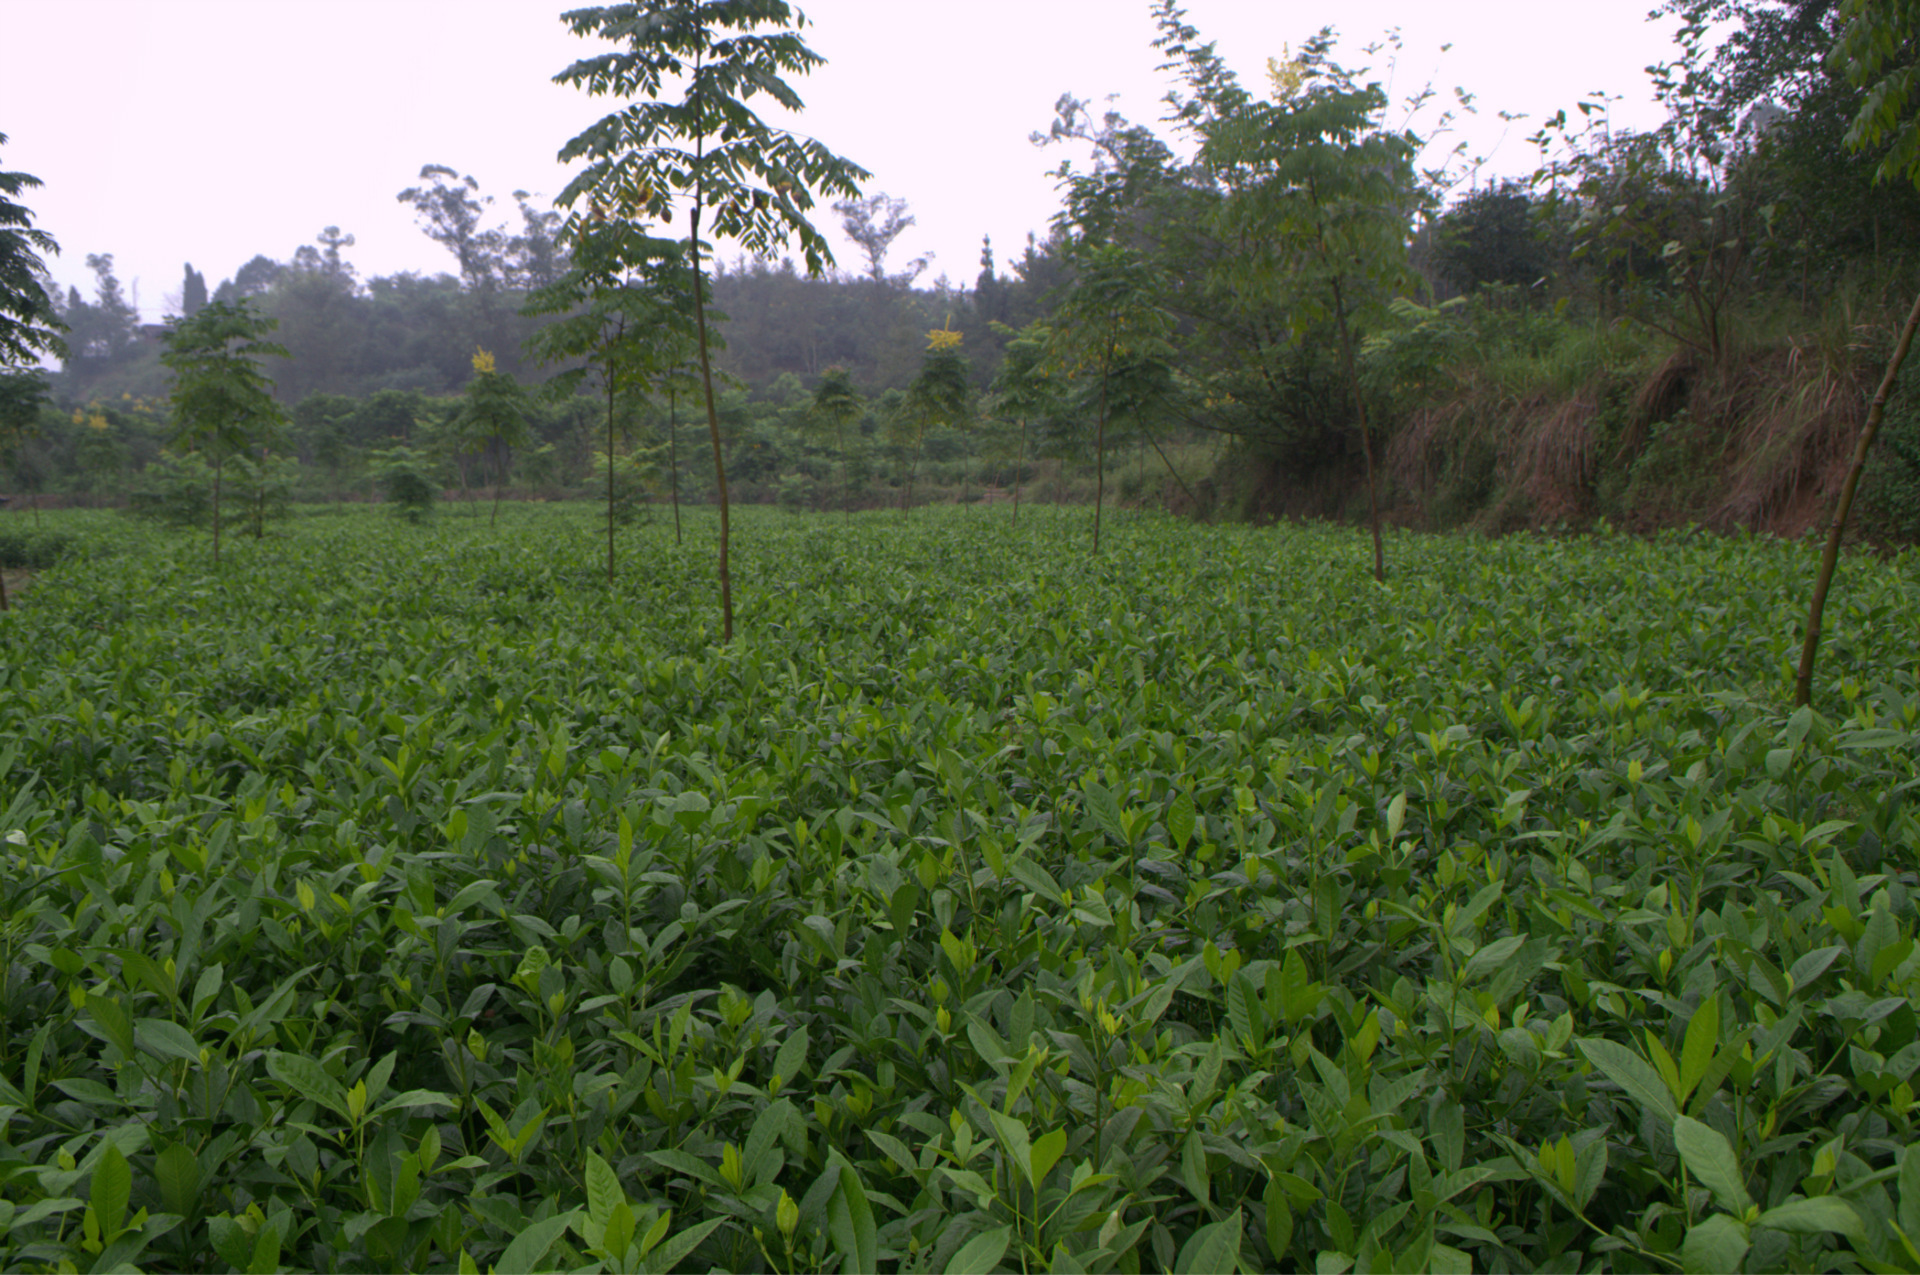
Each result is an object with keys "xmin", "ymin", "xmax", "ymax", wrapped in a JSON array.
[
  {"xmin": 659, "ymin": 363, "xmax": 699, "ymax": 544},
  {"xmin": 455, "ymin": 348, "xmax": 532, "ymax": 527},
  {"xmin": 900, "ymin": 328, "xmax": 970, "ymax": 517},
  {"xmin": 526, "ymin": 219, "xmax": 694, "ymax": 581},
  {"xmin": 1048, "ymin": 245, "xmax": 1174, "ymax": 553},
  {"xmin": 1202, "ymin": 35, "xmax": 1419, "ymax": 582},
  {"xmin": 555, "ymin": 0, "xmax": 868, "ymax": 643},
  {"xmin": 809, "ymin": 365, "xmax": 864, "ymax": 520},
  {"xmin": 988, "ymin": 321, "xmax": 1058, "ymax": 528},
  {"xmin": 160, "ymin": 300, "xmax": 288, "ymax": 565}
]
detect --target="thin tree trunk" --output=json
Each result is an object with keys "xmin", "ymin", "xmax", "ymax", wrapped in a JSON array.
[
  {"xmin": 1143, "ymin": 420, "xmax": 1200, "ymax": 510},
  {"xmin": 606, "ymin": 363, "xmax": 617, "ymax": 583},
  {"xmin": 1331, "ymin": 275, "xmax": 1385, "ymax": 582},
  {"xmin": 690, "ymin": 199, "xmax": 733, "ymax": 643},
  {"xmin": 0, "ymin": 558, "xmax": 9, "ymax": 611},
  {"xmin": 1794, "ymin": 285, "xmax": 1920, "ymax": 707},
  {"xmin": 1094, "ymin": 351, "xmax": 1109, "ymax": 554},
  {"xmin": 837, "ymin": 421, "xmax": 849, "ymax": 523},
  {"xmin": 903, "ymin": 423, "xmax": 924, "ymax": 518},
  {"xmin": 492, "ymin": 442, "xmax": 505, "ymax": 528},
  {"xmin": 669, "ymin": 387, "xmax": 683, "ymax": 546},
  {"xmin": 212, "ymin": 454, "xmax": 223, "ymax": 565},
  {"xmin": 1012, "ymin": 417, "xmax": 1025, "ymax": 528}
]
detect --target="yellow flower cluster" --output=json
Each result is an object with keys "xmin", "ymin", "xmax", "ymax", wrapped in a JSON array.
[
  {"xmin": 1267, "ymin": 50, "xmax": 1307, "ymax": 102},
  {"xmin": 926, "ymin": 328, "xmax": 963, "ymax": 352},
  {"xmin": 471, "ymin": 348, "xmax": 497, "ymax": 375}
]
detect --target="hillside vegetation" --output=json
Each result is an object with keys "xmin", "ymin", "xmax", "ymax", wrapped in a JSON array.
[{"xmin": 10, "ymin": 3, "xmax": 1920, "ymax": 548}]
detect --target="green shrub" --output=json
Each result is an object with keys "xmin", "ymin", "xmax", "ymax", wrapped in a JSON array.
[{"xmin": 0, "ymin": 524, "xmax": 75, "ymax": 568}]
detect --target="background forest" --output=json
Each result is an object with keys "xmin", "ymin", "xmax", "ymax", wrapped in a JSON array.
[{"xmin": 7, "ymin": 0, "xmax": 1920, "ymax": 544}]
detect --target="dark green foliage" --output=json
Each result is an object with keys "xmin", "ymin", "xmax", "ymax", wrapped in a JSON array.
[
  {"xmin": 125, "ymin": 452, "xmax": 215, "ymax": 529},
  {"xmin": 161, "ymin": 300, "xmax": 289, "ymax": 563},
  {"xmin": 181, "ymin": 263, "xmax": 208, "ymax": 318},
  {"xmin": 0, "ymin": 524, "xmax": 73, "ymax": 567},
  {"xmin": 1429, "ymin": 180, "xmax": 1554, "ymax": 295},
  {"xmin": 0, "ymin": 131, "xmax": 64, "ymax": 367},
  {"xmin": 372, "ymin": 446, "xmax": 436, "ymax": 521},
  {"xmin": 0, "ymin": 507, "xmax": 1916, "ymax": 1272}
]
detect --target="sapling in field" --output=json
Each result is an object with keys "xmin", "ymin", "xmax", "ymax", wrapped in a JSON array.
[
  {"xmin": 900, "ymin": 327, "xmax": 970, "ymax": 517},
  {"xmin": 809, "ymin": 365, "xmax": 864, "ymax": 521},
  {"xmin": 555, "ymin": 0, "xmax": 867, "ymax": 641},
  {"xmin": 526, "ymin": 218, "xmax": 695, "ymax": 579},
  {"xmin": 1047, "ymin": 244, "xmax": 1174, "ymax": 553},
  {"xmin": 160, "ymin": 299, "xmax": 288, "ymax": 565},
  {"xmin": 988, "ymin": 320, "xmax": 1059, "ymax": 527},
  {"xmin": 455, "ymin": 348, "xmax": 532, "ymax": 527}
]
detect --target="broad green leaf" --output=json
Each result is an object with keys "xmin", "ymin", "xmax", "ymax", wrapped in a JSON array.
[
  {"xmin": 826, "ymin": 1166, "xmax": 878, "ymax": 1275},
  {"xmin": 247, "ymin": 1222, "xmax": 282, "ymax": 1275},
  {"xmin": 1577, "ymin": 1038, "xmax": 1677, "ymax": 1120},
  {"xmin": 1174, "ymin": 1212, "xmax": 1243, "ymax": 1274},
  {"xmin": 944, "ymin": 1224, "xmax": 1012, "ymax": 1274},
  {"xmin": 986, "ymin": 1109, "xmax": 1035, "ymax": 1186},
  {"xmin": 1678, "ymin": 994, "xmax": 1720, "ymax": 1104},
  {"xmin": 135, "ymin": 1017, "xmax": 203, "ymax": 1064},
  {"xmin": 1680, "ymin": 1213, "xmax": 1750, "ymax": 1274},
  {"xmin": 494, "ymin": 1210, "xmax": 577, "ymax": 1274},
  {"xmin": 1167, "ymin": 790, "xmax": 1196, "ymax": 853},
  {"xmin": 1029, "ymin": 1127, "xmax": 1068, "ymax": 1186},
  {"xmin": 586, "ymin": 1152, "xmax": 621, "ymax": 1228},
  {"xmin": 154, "ymin": 1142, "xmax": 202, "ymax": 1218},
  {"xmin": 90, "ymin": 1141, "xmax": 132, "ymax": 1240},
  {"xmin": 1083, "ymin": 782, "xmax": 1128, "ymax": 844},
  {"xmin": 641, "ymin": 1216, "xmax": 726, "ymax": 1272},
  {"xmin": 85, "ymin": 993, "xmax": 136, "ymax": 1060},
  {"xmin": 1755, "ymin": 1196, "xmax": 1863, "ymax": 1237},
  {"xmin": 1673, "ymin": 1116, "xmax": 1751, "ymax": 1214},
  {"xmin": 267, "ymin": 1051, "xmax": 350, "ymax": 1120}
]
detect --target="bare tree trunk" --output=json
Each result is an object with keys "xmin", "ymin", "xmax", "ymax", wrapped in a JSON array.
[
  {"xmin": 606, "ymin": 365, "xmax": 617, "ymax": 583},
  {"xmin": 1143, "ymin": 420, "xmax": 1200, "ymax": 510},
  {"xmin": 212, "ymin": 454, "xmax": 223, "ymax": 565},
  {"xmin": 903, "ymin": 422, "xmax": 924, "ymax": 519},
  {"xmin": 1094, "ymin": 348, "xmax": 1109, "ymax": 555},
  {"xmin": 669, "ymin": 387, "xmax": 683, "ymax": 546},
  {"xmin": 492, "ymin": 442, "xmax": 506, "ymax": 528},
  {"xmin": 1012, "ymin": 417, "xmax": 1026, "ymax": 528},
  {"xmin": 1331, "ymin": 275, "xmax": 1385, "ymax": 582},
  {"xmin": 837, "ymin": 422, "xmax": 849, "ymax": 524},
  {"xmin": 1794, "ymin": 285, "xmax": 1920, "ymax": 707},
  {"xmin": 690, "ymin": 200, "xmax": 733, "ymax": 643}
]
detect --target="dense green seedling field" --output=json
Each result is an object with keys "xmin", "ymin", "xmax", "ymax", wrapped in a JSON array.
[{"xmin": 2, "ymin": 505, "xmax": 1918, "ymax": 1274}]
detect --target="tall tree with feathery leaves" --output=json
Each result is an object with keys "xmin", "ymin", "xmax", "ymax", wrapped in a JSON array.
[
  {"xmin": 0, "ymin": 132, "xmax": 65, "ymax": 371},
  {"xmin": 553, "ymin": 0, "xmax": 868, "ymax": 642},
  {"xmin": 526, "ymin": 217, "xmax": 696, "ymax": 579}
]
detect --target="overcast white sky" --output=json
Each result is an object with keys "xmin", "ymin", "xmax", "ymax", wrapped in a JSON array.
[{"xmin": 3, "ymin": 0, "xmax": 1687, "ymax": 323}]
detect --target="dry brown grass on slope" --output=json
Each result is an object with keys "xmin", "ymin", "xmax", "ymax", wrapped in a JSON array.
[{"xmin": 1714, "ymin": 342, "xmax": 1864, "ymax": 531}]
